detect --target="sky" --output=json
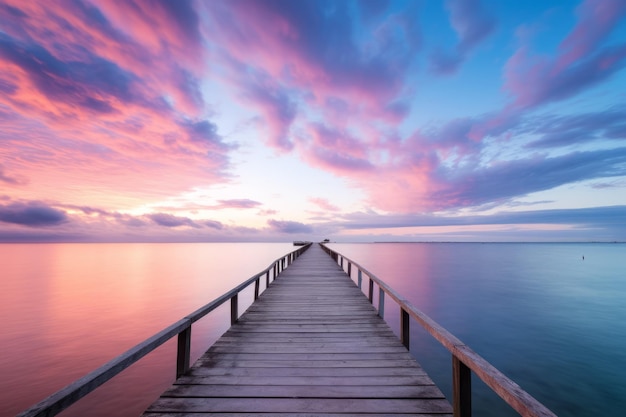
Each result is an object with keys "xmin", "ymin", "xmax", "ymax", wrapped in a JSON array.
[{"xmin": 0, "ymin": 0, "xmax": 625, "ymax": 243}]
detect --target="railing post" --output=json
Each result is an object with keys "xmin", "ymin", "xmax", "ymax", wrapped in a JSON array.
[
  {"xmin": 357, "ymin": 270, "xmax": 362, "ymax": 289},
  {"xmin": 340, "ymin": 257, "xmax": 343, "ymax": 268},
  {"xmin": 176, "ymin": 325, "xmax": 191, "ymax": 378},
  {"xmin": 378, "ymin": 288, "xmax": 385, "ymax": 318},
  {"xmin": 230, "ymin": 294, "xmax": 238, "ymax": 325},
  {"xmin": 400, "ymin": 308, "xmax": 410, "ymax": 349},
  {"xmin": 453, "ymin": 356, "xmax": 472, "ymax": 417},
  {"xmin": 266, "ymin": 270, "xmax": 270, "ymax": 287},
  {"xmin": 348, "ymin": 262, "xmax": 351, "ymax": 277},
  {"xmin": 368, "ymin": 279, "xmax": 374, "ymax": 303},
  {"xmin": 254, "ymin": 278, "xmax": 260, "ymax": 300}
]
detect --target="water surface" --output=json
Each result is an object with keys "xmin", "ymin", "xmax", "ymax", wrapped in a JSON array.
[
  {"xmin": 1, "ymin": 243, "xmax": 293, "ymax": 417},
  {"xmin": 3, "ymin": 242, "xmax": 625, "ymax": 417},
  {"xmin": 329, "ymin": 242, "xmax": 626, "ymax": 417}
]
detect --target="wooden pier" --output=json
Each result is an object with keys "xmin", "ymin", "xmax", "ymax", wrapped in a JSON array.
[{"xmin": 142, "ymin": 243, "xmax": 453, "ymax": 416}]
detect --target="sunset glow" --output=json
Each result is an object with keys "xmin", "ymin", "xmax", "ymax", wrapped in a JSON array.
[{"xmin": 1, "ymin": 0, "xmax": 625, "ymax": 242}]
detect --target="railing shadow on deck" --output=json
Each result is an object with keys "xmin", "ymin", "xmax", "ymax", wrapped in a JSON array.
[
  {"xmin": 321, "ymin": 243, "xmax": 557, "ymax": 417},
  {"xmin": 17, "ymin": 243, "xmax": 312, "ymax": 417}
]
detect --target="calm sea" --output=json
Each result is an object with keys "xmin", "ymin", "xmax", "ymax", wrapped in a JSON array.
[
  {"xmin": 329, "ymin": 242, "xmax": 626, "ymax": 417},
  {"xmin": 0, "ymin": 243, "xmax": 294, "ymax": 417},
  {"xmin": 2, "ymin": 242, "xmax": 625, "ymax": 417}
]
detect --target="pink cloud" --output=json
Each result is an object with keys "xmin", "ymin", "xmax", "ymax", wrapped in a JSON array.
[
  {"xmin": 0, "ymin": 164, "xmax": 27, "ymax": 186},
  {"xmin": 238, "ymin": 72, "xmax": 297, "ymax": 151},
  {"xmin": 0, "ymin": 1, "xmax": 234, "ymax": 210},
  {"xmin": 1, "ymin": 1, "xmax": 204, "ymax": 115},
  {"xmin": 309, "ymin": 198, "xmax": 340, "ymax": 212},
  {"xmin": 504, "ymin": 0, "xmax": 626, "ymax": 109},
  {"xmin": 296, "ymin": 123, "xmax": 375, "ymax": 174},
  {"xmin": 200, "ymin": 0, "xmax": 418, "ymax": 151},
  {"xmin": 557, "ymin": 0, "xmax": 626, "ymax": 70}
]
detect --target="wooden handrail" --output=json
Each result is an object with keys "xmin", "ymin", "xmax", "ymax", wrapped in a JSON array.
[
  {"xmin": 17, "ymin": 243, "xmax": 312, "ymax": 417},
  {"xmin": 321, "ymin": 243, "xmax": 556, "ymax": 417}
]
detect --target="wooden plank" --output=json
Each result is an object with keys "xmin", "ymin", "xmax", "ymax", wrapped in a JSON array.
[
  {"xmin": 181, "ymin": 366, "xmax": 426, "ymax": 377},
  {"xmin": 173, "ymin": 375, "xmax": 436, "ymax": 386},
  {"xmin": 144, "ymin": 414, "xmax": 449, "ymax": 417},
  {"xmin": 195, "ymin": 352, "xmax": 417, "ymax": 362},
  {"xmin": 206, "ymin": 345, "xmax": 410, "ymax": 354},
  {"xmin": 190, "ymin": 359, "xmax": 421, "ymax": 369},
  {"xmin": 142, "ymin": 244, "xmax": 453, "ymax": 416},
  {"xmin": 145, "ymin": 397, "xmax": 453, "ymax": 414},
  {"xmin": 161, "ymin": 384, "xmax": 445, "ymax": 398}
]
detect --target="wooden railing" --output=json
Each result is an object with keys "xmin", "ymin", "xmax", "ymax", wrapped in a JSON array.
[
  {"xmin": 321, "ymin": 244, "xmax": 557, "ymax": 417},
  {"xmin": 17, "ymin": 243, "xmax": 312, "ymax": 417}
]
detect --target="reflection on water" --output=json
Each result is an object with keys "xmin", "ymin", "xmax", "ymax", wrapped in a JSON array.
[
  {"xmin": 3, "ymin": 242, "xmax": 625, "ymax": 417},
  {"xmin": 330, "ymin": 242, "xmax": 626, "ymax": 417},
  {"xmin": 0, "ymin": 243, "xmax": 293, "ymax": 417}
]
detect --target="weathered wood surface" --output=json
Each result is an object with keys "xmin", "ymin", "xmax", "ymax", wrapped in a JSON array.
[{"xmin": 143, "ymin": 244, "xmax": 452, "ymax": 416}]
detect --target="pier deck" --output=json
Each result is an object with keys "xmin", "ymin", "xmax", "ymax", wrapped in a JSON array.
[{"xmin": 142, "ymin": 244, "xmax": 453, "ymax": 416}]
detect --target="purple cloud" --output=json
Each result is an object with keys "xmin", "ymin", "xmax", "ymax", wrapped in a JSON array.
[
  {"xmin": 179, "ymin": 120, "xmax": 231, "ymax": 149},
  {"xmin": 148, "ymin": 213, "xmax": 200, "ymax": 228},
  {"xmin": 0, "ymin": 165, "xmax": 26, "ymax": 185},
  {"xmin": 339, "ymin": 205, "xmax": 626, "ymax": 230},
  {"xmin": 504, "ymin": 0, "xmax": 626, "ymax": 109},
  {"xmin": 216, "ymin": 199, "xmax": 262, "ymax": 209},
  {"xmin": 435, "ymin": 147, "xmax": 626, "ymax": 208},
  {"xmin": 204, "ymin": 220, "xmax": 224, "ymax": 230},
  {"xmin": 525, "ymin": 106, "xmax": 626, "ymax": 148},
  {"xmin": 229, "ymin": 0, "xmax": 412, "ymax": 97},
  {"xmin": 148, "ymin": 0, "xmax": 202, "ymax": 46},
  {"xmin": 0, "ymin": 32, "xmax": 140, "ymax": 114},
  {"xmin": 203, "ymin": 0, "xmax": 419, "ymax": 151},
  {"xmin": 268, "ymin": 219, "xmax": 313, "ymax": 234},
  {"xmin": 0, "ymin": 202, "xmax": 68, "ymax": 226},
  {"xmin": 240, "ymin": 72, "xmax": 297, "ymax": 151},
  {"xmin": 430, "ymin": 0, "xmax": 496, "ymax": 75},
  {"xmin": 298, "ymin": 123, "xmax": 375, "ymax": 173}
]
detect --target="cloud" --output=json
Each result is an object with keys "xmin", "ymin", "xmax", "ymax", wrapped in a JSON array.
[
  {"xmin": 0, "ymin": 202, "xmax": 68, "ymax": 226},
  {"xmin": 204, "ymin": 220, "xmax": 224, "ymax": 230},
  {"xmin": 239, "ymin": 71, "xmax": 297, "ymax": 151},
  {"xmin": 337, "ymin": 205, "xmax": 626, "ymax": 230},
  {"xmin": 430, "ymin": 0, "xmax": 496, "ymax": 75},
  {"xmin": 504, "ymin": 0, "xmax": 626, "ymax": 109},
  {"xmin": 0, "ymin": 1, "xmax": 236, "ymax": 207},
  {"xmin": 0, "ymin": 31, "xmax": 140, "ymax": 115},
  {"xmin": 0, "ymin": 164, "xmax": 27, "ymax": 185},
  {"xmin": 259, "ymin": 209, "xmax": 278, "ymax": 216},
  {"xmin": 525, "ymin": 105, "xmax": 626, "ymax": 148},
  {"xmin": 297, "ymin": 123, "xmax": 375, "ymax": 173},
  {"xmin": 148, "ymin": 213, "xmax": 200, "ymax": 228},
  {"xmin": 215, "ymin": 199, "xmax": 262, "ymax": 209},
  {"xmin": 431, "ymin": 147, "xmax": 626, "ymax": 209},
  {"xmin": 268, "ymin": 219, "xmax": 313, "ymax": 234},
  {"xmin": 202, "ymin": 0, "xmax": 419, "ymax": 150},
  {"xmin": 309, "ymin": 197, "xmax": 340, "ymax": 212}
]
